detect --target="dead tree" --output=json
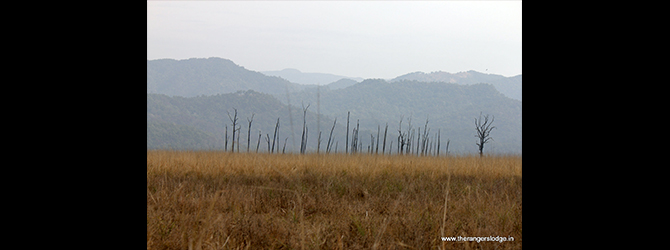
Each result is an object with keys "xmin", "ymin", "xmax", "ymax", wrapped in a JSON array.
[
  {"xmin": 416, "ymin": 127, "xmax": 420, "ymax": 156},
  {"xmin": 382, "ymin": 123, "xmax": 388, "ymax": 155},
  {"xmin": 370, "ymin": 134, "xmax": 375, "ymax": 154},
  {"xmin": 317, "ymin": 131, "xmax": 322, "ymax": 154},
  {"xmin": 225, "ymin": 125, "xmax": 229, "ymax": 151},
  {"xmin": 397, "ymin": 115, "xmax": 404, "ymax": 154},
  {"xmin": 351, "ymin": 120, "xmax": 360, "ymax": 153},
  {"xmin": 474, "ymin": 112, "xmax": 496, "ymax": 157},
  {"xmin": 406, "ymin": 116, "xmax": 413, "ymax": 154},
  {"xmin": 236, "ymin": 129, "xmax": 240, "ymax": 152},
  {"xmin": 227, "ymin": 108, "xmax": 239, "ymax": 152},
  {"xmin": 317, "ymin": 85, "xmax": 321, "ymax": 153},
  {"xmin": 300, "ymin": 103, "xmax": 310, "ymax": 154},
  {"xmin": 376, "ymin": 125, "xmax": 380, "ymax": 154},
  {"xmin": 247, "ymin": 114, "xmax": 254, "ymax": 152},
  {"xmin": 272, "ymin": 118, "xmax": 280, "ymax": 153},
  {"xmin": 445, "ymin": 139, "xmax": 450, "ymax": 156},
  {"xmin": 256, "ymin": 130, "xmax": 261, "ymax": 153},
  {"xmin": 326, "ymin": 118, "xmax": 337, "ymax": 153},
  {"xmin": 346, "ymin": 111, "xmax": 350, "ymax": 154},
  {"xmin": 437, "ymin": 129, "xmax": 441, "ymax": 156},
  {"xmin": 302, "ymin": 127, "xmax": 309, "ymax": 154},
  {"xmin": 421, "ymin": 117, "xmax": 430, "ymax": 156},
  {"xmin": 351, "ymin": 127, "xmax": 357, "ymax": 153}
]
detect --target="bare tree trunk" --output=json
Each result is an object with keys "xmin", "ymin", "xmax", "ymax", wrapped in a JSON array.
[
  {"xmin": 406, "ymin": 116, "xmax": 413, "ymax": 155},
  {"xmin": 376, "ymin": 125, "xmax": 380, "ymax": 154},
  {"xmin": 421, "ymin": 117, "xmax": 429, "ymax": 156},
  {"xmin": 437, "ymin": 129, "xmax": 441, "ymax": 156},
  {"xmin": 370, "ymin": 134, "xmax": 374, "ymax": 154},
  {"xmin": 272, "ymin": 118, "xmax": 280, "ymax": 153},
  {"xmin": 353, "ymin": 120, "xmax": 360, "ymax": 153},
  {"xmin": 416, "ymin": 127, "xmax": 420, "ymax": 156},
  {"xmin": 382, "ymin": 123, "xmax": 388, "ymax": 155},
  {"xmin": 317, "ymin": 85, "xmax": 321, "ymax": 153},
  {"xmin": 247, "ymin": 114, "xmax": 254, "ymax": 152},
  {"xmin": 317, "ymin": 131, "xmax": 322, "ymax": 154},
  {"xmin": 227, "ymin": 108, "xmax": 238, "ymax": 153},
  {"xmin": 225, "ymin": 125, "xmax": 228, "ymax": 151},
  {"xmin": 446, "ymin": 139, "xmax": 450, "ymax": 156},
  {"xmin": 351, "ymin": 127, "xmax": 356, "ymax": 153},
  {"xmin": 326, "ymin": 118, "xmax": 336, "ymax": 153},
  {"xmin": 300, "ymin": 103, "xmax": 310, "ymax": 154},
  {"xmin": 256, "ymin": 130, "xmax": 261, "ymax": 153},
  {"xmin": 303, "ymin": 127, "xmax": 308, "ymax": 153},
  {"xmin": 346, "ymin": 111, "xmax": 350, "ymax": 154},
  {"xmin": 397, "ymin": 115, "xmax": 404, "ymax": 155}
]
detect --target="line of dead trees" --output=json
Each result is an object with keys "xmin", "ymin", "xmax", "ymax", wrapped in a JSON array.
[
  {"xmin": 394, "ymin": 115, "xmax": 450, "ymax": 156},
  {"xmin": 222, "ymin": 107, "xmax": 495, "ymax": 156}
]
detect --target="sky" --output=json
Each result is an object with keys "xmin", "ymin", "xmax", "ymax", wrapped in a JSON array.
[{"xmin": 147, "ymin": 1, "xmax": 521, "ymax": 79}]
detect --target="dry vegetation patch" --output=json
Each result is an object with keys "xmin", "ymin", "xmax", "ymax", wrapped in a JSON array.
[{"xmin": 147, "ymin": 150, "xmax": 521, "ymax": 249}]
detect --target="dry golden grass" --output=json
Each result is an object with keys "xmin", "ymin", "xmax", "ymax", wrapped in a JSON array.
[{"xmin": 147, "ymin": 150, "xmax": 521, "ymax": 249}]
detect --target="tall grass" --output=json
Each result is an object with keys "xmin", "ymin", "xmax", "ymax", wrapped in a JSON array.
[{"xmin": 147, "ymin": 150, "xmax": 521, "ymax": 249}]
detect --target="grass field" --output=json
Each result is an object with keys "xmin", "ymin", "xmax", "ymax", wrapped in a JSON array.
[{"xmin": 147, "ymin": 150, "xmax": 521, "ymax": 249}]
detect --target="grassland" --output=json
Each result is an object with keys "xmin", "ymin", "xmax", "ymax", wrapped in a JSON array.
[{"xmin": 147, "ymin": 151, "xmax": 521, "ymax": 249}]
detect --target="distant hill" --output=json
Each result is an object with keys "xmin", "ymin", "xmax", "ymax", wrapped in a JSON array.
[
  {"xmin": 147, "ymin": 58, "xmax": 521, "ymax": 154},
  {"xmin": 284, "ymin": 79, "xmax": 521, "ymax": 154},
  {"xmin": 147, "ymin": 90, "xmax": 341, "ymax": 152},
  {"xmin": 325, "ymin": 78, "xmax": 359, "ymax": 90},
  {"xmin": 148, "ymin": 81, "xmax": 522, "ymax": 153},
  {"xmin": 261, "ymin": 68, "xmax": 363, "ymax": 86},
  {"xmin": 147, "ymin": 57, "xmax": 306, "ymax": 97},
  {"xmin": 390, "ymin": 70, "xmax": 522, "ymax": 100}
]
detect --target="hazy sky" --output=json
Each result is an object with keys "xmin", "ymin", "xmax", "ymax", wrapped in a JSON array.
[{"xmin": 147, "ymin": 1, "xmax": 521, "ymax": 79}]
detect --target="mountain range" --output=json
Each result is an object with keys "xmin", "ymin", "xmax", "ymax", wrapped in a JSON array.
[
  {"xmin": 147, "ymin": 57, "xmax": 522, "ymax": 154},
  {"xmin": 147, "ymin": 58, "xmax": 308, "ymax": 97},
  {"xmin": 261, "ymin": 68, "xmax": 363, "ymax": 88},
  {"xmin": 390, "ymin": 71, "xmax": 522, "ymax": 100}
]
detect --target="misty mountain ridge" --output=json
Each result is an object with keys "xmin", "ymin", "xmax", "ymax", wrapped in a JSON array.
[
  {"xmin": 261, "ymin": 68, "xmax": 363, "ymax": 87},
  {"xmin": 147, "ymin": 57, "xmax": 520, "ymax": 99},
  {"xmin": 391, "ymin": 70, "xmax": 521, "ymax": 100},
  {"xmin": 147, "ymin": 57, "xmax": 308, "ymax": 97}
]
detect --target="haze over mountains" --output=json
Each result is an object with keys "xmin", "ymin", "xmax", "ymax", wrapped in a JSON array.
[
  {"xmin": 147, "ymin": 57, "xmax": 521, "ymax": 154},
  {"xmin": 261, "ymin": 68, "xmax": 521, "ymax": 100},
  {"xmin": 390, "ymin": 71, "xmax": 521, "ymax": 101},
  {"xmin": 261, "ymin": 68, "xmax": 364, "ymax": 88},
  {"xmin": 147, "ymin": 58, "xmax": 307, "ymax": 97}
]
